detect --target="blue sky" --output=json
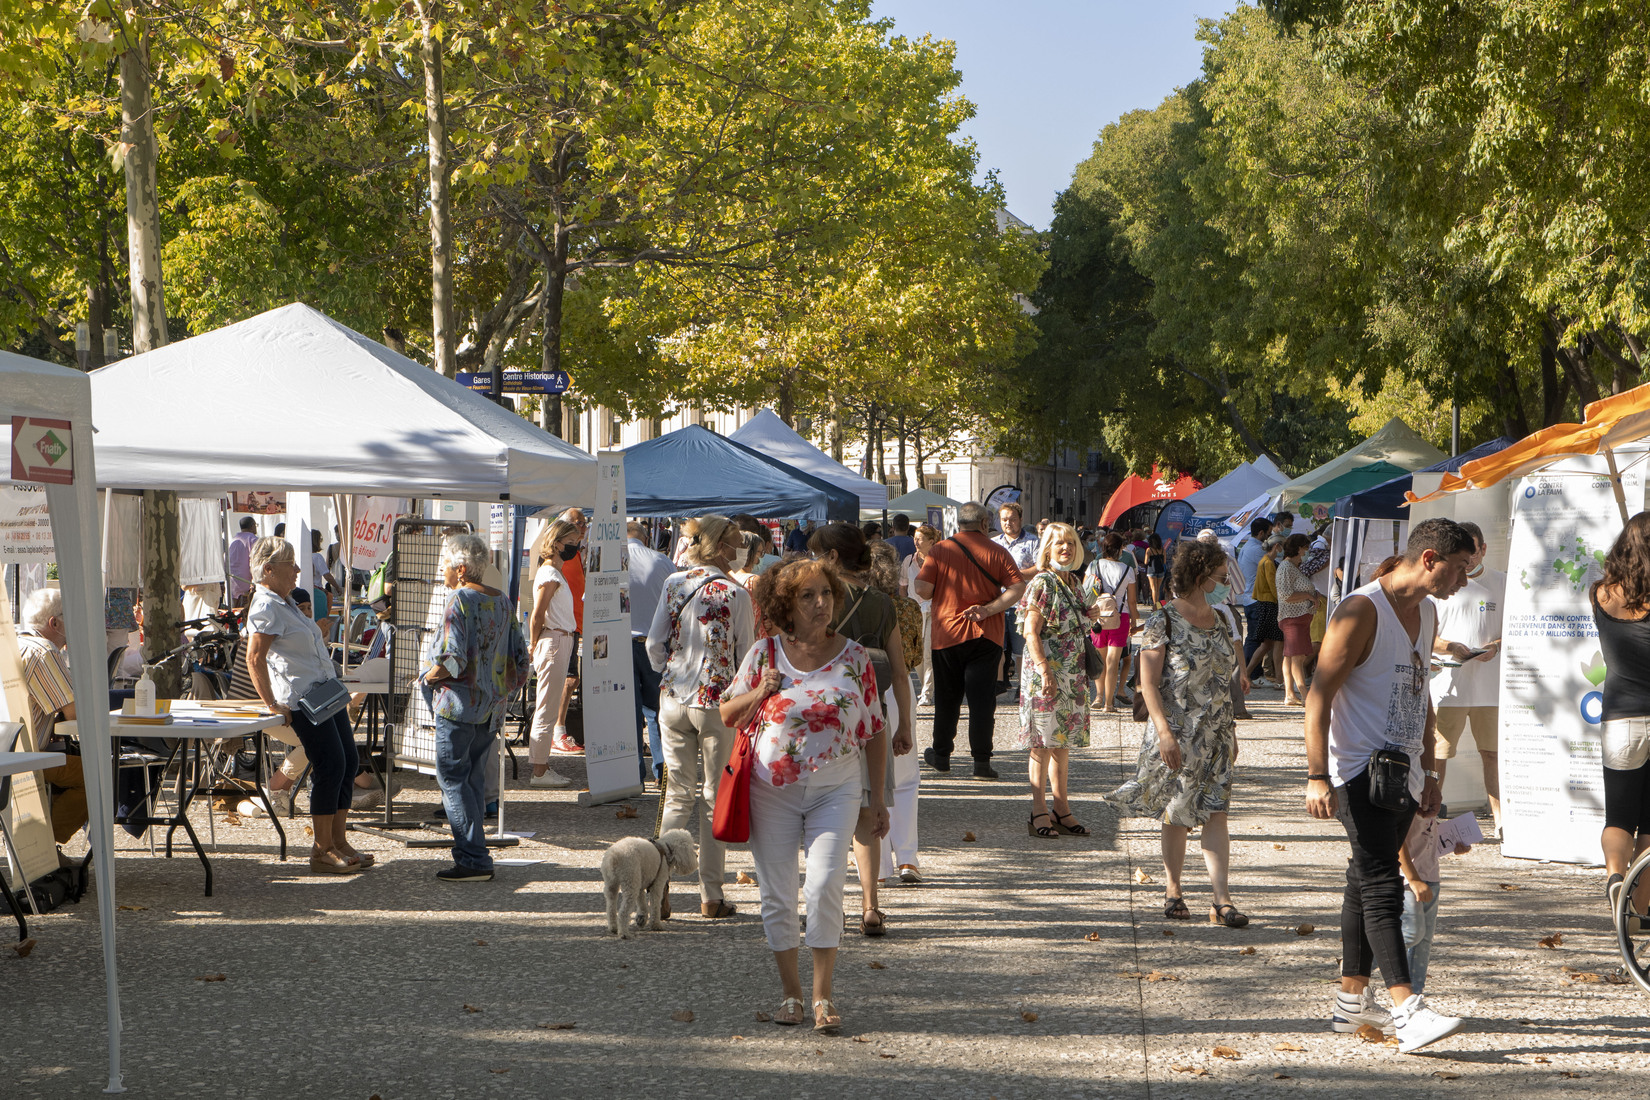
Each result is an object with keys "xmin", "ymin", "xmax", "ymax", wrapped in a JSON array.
[{"xmin": 868, "ymin": 0, "xmax": 1242, "ymax": 229}]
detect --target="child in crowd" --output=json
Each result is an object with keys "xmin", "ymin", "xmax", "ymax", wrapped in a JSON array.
[{"xmin": 1398, "ymin": 811, "xmax": 1473, "ymax": 995}]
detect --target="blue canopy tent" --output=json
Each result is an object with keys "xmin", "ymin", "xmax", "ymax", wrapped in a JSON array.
[
  {"xmin": 1335, "ymin": 437, "xmax": 1517, "ymax": 519},
  {"xmin": 621, "ymin": 424, "xmax": 859, "ymax": 520}
]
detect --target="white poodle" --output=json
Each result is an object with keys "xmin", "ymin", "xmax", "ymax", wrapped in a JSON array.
[{"xmin": 601, "ymin": 828, "xmax": 697, "ymax": 938}]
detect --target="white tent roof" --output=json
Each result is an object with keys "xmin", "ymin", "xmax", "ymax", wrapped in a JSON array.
[
  {"xmin": 729, "ymin": 408, "xmax": 888, "ymax": 512},
  {"xmin": 3, "ymin": 350, "xmax": 124, "ymax": 1091},
  {"xmin": 1275, "ymin": 418, "xmax": 1447, "ymax": 508},
  {"xmin": 1183, "ymin": 460, "xmax": 1288, "ymax": 517},
  {"xmin": 89, "ymin": 303, "xmax": 596, "ymax": 504},
  {"xmin": 868, "ymin": 486, "xmax": 962, "ymax": 520}
]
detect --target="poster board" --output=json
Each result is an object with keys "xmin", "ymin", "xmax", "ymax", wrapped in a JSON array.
[
  {"xmin": 0, "ymin": 584, "xmax": 60, "ymax": 889},
  {"xmin": 1500, "ymin": 451, "xmax": 1645, "ymax": 864},
  {"xmin": 0, "ymin": 483, "xmax": 53, "ymax": 565},
  {"xmin": 579, "ymin": 452, "xmax": 642, "ymax": 806}
]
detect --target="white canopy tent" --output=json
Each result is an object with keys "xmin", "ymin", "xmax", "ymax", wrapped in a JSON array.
[
  {"xmin": 1183, "ymin": 459, "xmax": 1288, "ymax": 517},
  {"xmin": 88, "ymin": 303, "xmax": 596, "ymax": 503},
  {"xmin": 865, "ymin": 485, "xmax": 962, "ymax": 521},
  {"xmin": 729, "ymin": 408, "xmax": 888, "ymax": 513},
  {"xmin": 1274, "ymin": 418, "xmax": 1446, "ymax": 510},
  {"xmin": 2, "ymin": 351, "xmax": 124, "ymax": 1092}
]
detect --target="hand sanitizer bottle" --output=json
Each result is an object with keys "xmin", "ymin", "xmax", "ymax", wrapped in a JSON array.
[{"xmin": 134, "ymin": 669, "xmax": 156, "ymax": 717}]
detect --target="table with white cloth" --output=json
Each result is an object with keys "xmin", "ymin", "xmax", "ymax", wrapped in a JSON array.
[
  {"xmin": 0, "ymin": 750, "xmax": 65, "ymax": 942},
  {"xmin": 96, "ymin": 704, "xmax": 289, "ymax": 896}
]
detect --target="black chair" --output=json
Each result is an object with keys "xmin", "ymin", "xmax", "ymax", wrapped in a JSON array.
[{"xmin": 1, "ymin": 722, "xmax": 41, "ymax": 940}]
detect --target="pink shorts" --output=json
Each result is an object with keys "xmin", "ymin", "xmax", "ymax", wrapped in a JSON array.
[{"xmin": 1092, "ymin": 614, "xmax": 1130, "ymax": 651}]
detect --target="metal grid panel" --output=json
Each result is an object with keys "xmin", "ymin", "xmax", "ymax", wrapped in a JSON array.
[{"xmin": 386, "ymin": 520, "xmax": 468, "ymax": 770}]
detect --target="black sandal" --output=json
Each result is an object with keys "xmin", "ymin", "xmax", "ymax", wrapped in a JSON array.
[
  {"xmin": 1052, "ymin": 811, "xmax": 1089, "ymax": 837},
  {"xmin": 1163, "ymin": 896, "xmax": 1190, "ymax": 920},
  {"xmin": 1028, "ymin": 813, "xmax": 1060, "ymax": 839},
  {"xmin": 860, "ymin": 908, "xmax": 887, "ymax": 937},
  {"xmin": 1210, "ymin": 903, "xmax": 1249, "ymax": 928}
]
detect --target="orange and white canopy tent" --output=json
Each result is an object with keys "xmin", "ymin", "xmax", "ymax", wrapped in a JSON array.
[
  {"xmin": 1099, "ymin": 465, "xmax": 1202, "ymax": 527},
  {"xmin": 1407, "ymin": 382, "xmax": 1650, "ymax": 520}
]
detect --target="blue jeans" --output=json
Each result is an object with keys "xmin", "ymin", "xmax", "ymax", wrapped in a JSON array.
[
  {"xmin": 633, "ymin": 636, "xmax": 663, "ymax": 783},
  {"xmin": 434, "ymin": 715, "xmax": 495, "ymax": 871},
  {"xmin": 1401, "ymin": 880, "xmax": 1441, "ymax": 995}
]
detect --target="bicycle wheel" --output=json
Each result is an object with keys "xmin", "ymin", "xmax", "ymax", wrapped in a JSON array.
[{"xmin": 1616, "ymin": 847, "xmax": 1650, "ymax": 994}]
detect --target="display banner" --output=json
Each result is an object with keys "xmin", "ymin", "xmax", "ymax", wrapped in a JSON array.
[
  {"xmin": 1500, "ymin": 452, "xmax": 1644, "ymax": 864},
  {"xmin": 0, "ymin": 483, "xmax": 53, "ymax": 564},
  {"xmin": 349, "ymin": 496, "xmax": 403, "ymax": 568},
  {"xmin": 580, "ymin": 452, "xmax": 642, "ymax": 806}
]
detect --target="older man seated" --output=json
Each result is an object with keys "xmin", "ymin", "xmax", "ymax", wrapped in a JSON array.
[{"xmin": 15, "ymin": 589, "xmax": 89, "ymax": 847}]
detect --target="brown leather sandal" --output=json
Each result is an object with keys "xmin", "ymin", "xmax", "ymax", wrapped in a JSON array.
[
  {"xmin": 860, "ymin": 908, "xmax": 886, "ymax": 937},
  {"xmin": 701, "ymin": 899, "xmax": 738, "ymax": 918}
]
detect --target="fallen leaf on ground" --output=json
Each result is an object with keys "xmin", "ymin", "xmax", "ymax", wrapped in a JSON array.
[
  {"xmin": 1605, "ymin": 970, "xmax": 1630, "ymax": 985},
  {"xmin": 736, "ymin": 871, "xmax": 757, "ymax": 885},
  {"xmin": 1275, "ymin": 1073, "xmax": 1292, "ymax": 1079},
  {"xmin": 1561, "ymin": 1071, "xmax": 1586, "ymax": 1079},
  {"xmin": 963, "ymin": 831, "xmax": 976, "ymax": 842},
  {"xmin": 1212, "ymin": 1045, "xmax": 1241, "ymax": 1060},
  {"xmin": 490, "ymin": 1068, "xmax": 509, "ymax": 1074},
  {"xmin": 1085, "ymin": 931, "xmax": 1101, "ymax": 942},
  {"xmin": 1145, "ymin": 971, "xmax": 1178, "ymax": 982},
  {"xmin": 303, "ymin": 826, "xmax": 313, "ymax": 837},
  {"xmin": 1434, "ymin": 1071, "xmax": 1461, "ymax": 1080},
  {"xmin": 221, "ymin": 813, "xmax": 242, "ymax": 826},
  {"xmin": 1273, "ymin": 843, "xmax": 1285, "ymax": 850},
  {"xmin": 1238, "ymin": 946, "xmax": 1257, "ymax": 955},
  {"xmin": 671, "ymin": 1009, "xmax": 694, "ymax": 1022},
  {"xmin": 1162, "ymin": 929, "xmax": 1175, "ymax": 937},
  {"xmin": 1534, "ymin": 1056, "xmax": 1550, "ymax": 1064},
  {"xmin": 868, "ymin": 961, "xmax": 886, "ymax": 969},
  {"xmin": 1295, "ymin": 923, "xmax": 1315, "ymax": 936},
  {"xmin": 1500, "ymin": 883, "xmax": 1520, "ymax": 891},
  {"xmin": 753, "ymin": 1012, "xmax": 771, "ymax": 1022},
  {"xmin": 1382, "ymin": 1037, "xmax": 1401, "ymax": 1047},
  {"xmin": 195, "ymin": 973, "xmax": 227, "ymax": 982},
  {"xmin": 474, "ymin": 939, "xmax": 488, "ymax": 946},
  {"xmin": 879, "ymin": 1053, "xmax": 896, "ymax": 1059},
  {"xmin": 1274, "ymin": 1041, "xmax": 1305, "ymax": 1052},
  {"xmin": 853, "ymin": 1035, "xmax": 870, "ymax": 1043},
  {"xmin": 1355, "ymin": 1024, "xmax": 1385, "ymax": 1043},
  {"xmin": 1134, "ymin": 867, "xmax": 1153, "ymax": 884},
  {"xmin": 1563, "ymin": 968, "xmax": 1602, "ymax": 983},
  {"xmin": 1020, "ymin": 1011, "xmax": 1038, "ymax": 1022},
  {"xmin": 117, "ymin": 904, "xmax": 147, "ymax": 912},
  {"xmin": 463, "ymin": 1004, "xmax": 482, "ymax": 1013},
  {"xmin": 614, "ymin": 805, "xmax": 638, "ymax": 819},
  {"xmin": 212, "ymin": 798, "xmax": 228, "ymax": 811},
  {"xmin": 1171, "ymin": 1065, "xmax": 1211, "ymax": 1077},
  {"xmin": 1538, "ymin": 933, "xmax": 1563, "ymax": 949},
  {"xmin": 730, "ymin": 1035, "xmax": 743, "ymax": 1041},
  {"xmin": 10, "ymin": 938, "xmax": 35, "ymax": 958},
  {"xmin": 536, "ymin": 1021, "xmax": 576, "ymax": 1030}
]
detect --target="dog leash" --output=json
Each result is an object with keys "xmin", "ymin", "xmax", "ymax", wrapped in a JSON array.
[{"xmin": 650, "ymin": 837, "xmax": 673, "ymax": 889}]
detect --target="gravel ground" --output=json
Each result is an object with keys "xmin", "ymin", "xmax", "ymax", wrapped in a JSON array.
[{"xmin": 5, "ymin": 685, "xmax": 1649, "ymax": 1099}]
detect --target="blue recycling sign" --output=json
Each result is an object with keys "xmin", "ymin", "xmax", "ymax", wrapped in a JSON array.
[{"xmin": 455, "ymin": 370, "xmax": 571, "ymax": 395}]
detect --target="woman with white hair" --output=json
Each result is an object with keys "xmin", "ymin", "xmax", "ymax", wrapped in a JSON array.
[
  {"xmin": 421, "ymin": 533, "xmax": 530, "ymax": 882},
  {"xmin": 1017, "ymin": 523, "xmax": 1098, "ymax": 838},
  {"xmin": 645, "ymin": 513, "xmax": 756, "ymax": 918},
  {"xmin": 246, "ymin": 536, "xmax": 368, "ymax": 875}
]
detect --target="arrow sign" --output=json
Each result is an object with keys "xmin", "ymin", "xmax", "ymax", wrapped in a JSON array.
[{"xmin": 11, "ymin": 416, "xmax": 74, "ymax": 485}]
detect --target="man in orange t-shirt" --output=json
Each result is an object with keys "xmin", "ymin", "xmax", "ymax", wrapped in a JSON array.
[
  {"xmin": 914, "ymin": 502, "xmax": 1026, "ymax": 778},
  {"xmin": 552, "ymin": 507, "xmax": 590, "ymax": 754}
]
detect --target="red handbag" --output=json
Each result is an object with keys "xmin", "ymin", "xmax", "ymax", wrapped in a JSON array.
[{"xmin": 712, "ymin": 638, "xmax": 776, "ymax": 843}]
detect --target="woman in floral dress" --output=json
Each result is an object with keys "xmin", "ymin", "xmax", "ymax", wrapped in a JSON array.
[
  {"xmin": 722, "ymin": 558, "xmax": 889, "ymax": 1034},
  {"xmin": 1017, "ymin": 523, "xmax": 1097, "ymax": 838},
  {"xmin": 1106, "ymin": 539, "xmax": 1253, "ymax": 928}
]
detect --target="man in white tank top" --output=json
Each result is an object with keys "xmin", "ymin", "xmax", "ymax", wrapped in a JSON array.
[{"xmin": 1304, "ymin": 518, "xmax": 1476, "ymax": 1054}]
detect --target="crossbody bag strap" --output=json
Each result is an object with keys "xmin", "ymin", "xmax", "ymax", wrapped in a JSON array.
[
  {"xmin": 947, "ymin": 537, "xmax": 1006, "ymax": 591},
  {"xmin": 833, "ymin": 584, "xmax": 869, "ymax": 636}
]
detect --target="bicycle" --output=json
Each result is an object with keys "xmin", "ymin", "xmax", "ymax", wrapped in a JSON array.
[{"xmin": 1616, "ymin": 849, "xmax": 1650, "ymax": 993}]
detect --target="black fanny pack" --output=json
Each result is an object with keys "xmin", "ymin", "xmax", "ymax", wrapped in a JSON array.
[
  {"xmin": 296, "ymin": 677, "xmax": 350, "ymax": 724},
  {"xmin": 1366, "ymin": 748, "xmax": 1416, "ymax": 814}
]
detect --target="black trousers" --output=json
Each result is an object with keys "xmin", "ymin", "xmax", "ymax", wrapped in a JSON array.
[
  {"xmin": 1334, "ymin": 769, "xmax": 1415, "ymax": 985},
  {"xmin": 931, "ymin": 637, "xmax": 1002, "ymax": 763}
]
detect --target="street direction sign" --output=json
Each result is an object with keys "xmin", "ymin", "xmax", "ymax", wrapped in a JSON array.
[
  {"xmin": 455, "ymin": 370, "xmax": 571, "ymax": 395},
  {"xmin": 11, "ymin": 416, "xmax": 74, "ymax": 484}
]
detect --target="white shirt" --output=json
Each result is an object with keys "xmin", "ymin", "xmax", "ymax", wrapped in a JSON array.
[
  {"xmin": 626, "ymin": 537, "xmax": 674, "ymax": 637},
  {"xmin": 902, "ymin": 555, "xmax": 930, "ymax": 612},
  {"xmin": 993, "ymin": 529, "xmax": 1039, "ymax": 572},
  {"xmin": 532, "ymin": 560, "xmax": 577, "ymax": 635},
  {"xmin": 245, "ymin": 586, "xmax": 337, "ymax": 707},
  {"xmin": 1430, "ymin": 569, "xmax": 1506, "ymax": 709},
  {"xmin": 1328, "ymin": 580, "xmax": 1435, "ymax": 798},
  {"xmin": 1085, "ymin": 558, "xmax": 1136, "ymax": 602}
]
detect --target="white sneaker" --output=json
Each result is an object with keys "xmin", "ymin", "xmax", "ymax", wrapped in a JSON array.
[
  {"xmin": 1392, "ymin": 994, "xmax": 1464, "ymax": 1053},
  {"xmin": 238, "ymin": 788, "xmax": 293, "ymax": 817},
  {"xmin": 530, "ymin": 768, "xmax": 572, "ymax": 788},
  {"xmin": 1331, "ymin": 988, "xmax": 1392, "ymax": 1034},
  {"xmin": 352, "ymin": 774, "xmax": 399, "ymax": 811}
]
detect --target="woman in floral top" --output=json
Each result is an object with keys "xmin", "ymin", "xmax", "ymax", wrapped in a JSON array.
[
  {"xmin": 645, "ymin": 514, "xmax": 756, "ymax": 918},
  {"xmin": 721, "ymin": 558, "xmax": 889, "ymax": 1035},
  {"xmin": 1105, "ymin": 540, "xmax": 1253, "ymax": 928},
  {"xmin": 1017, "ymin": 523, "xmax": 1098, "ymax": 838}
]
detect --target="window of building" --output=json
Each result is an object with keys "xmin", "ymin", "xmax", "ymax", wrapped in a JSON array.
[
  {"xmin": 927, "ymin": 473, "xmax": 947, "ymax": 499},
  {"xmin": 564, "ymin": 405, "xmax": 581, "ymax": 446},
  {"xmin": 607, "ymin": 410, "xmax": 623, "ymax": 447}
]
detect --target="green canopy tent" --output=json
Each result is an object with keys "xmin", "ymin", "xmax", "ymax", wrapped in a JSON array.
[{"xmin": 1297, "ymin": 460, "xmax": 1410, "ymax": 518}]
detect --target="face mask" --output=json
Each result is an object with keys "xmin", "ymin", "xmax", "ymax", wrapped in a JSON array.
[
  {"xmin": 1207, "ymin": 582, "xmax": 1230, "ymax": 604},
  {"xmin": 559, "ymin": 544, "xmax": 580, "ymax": 562}
]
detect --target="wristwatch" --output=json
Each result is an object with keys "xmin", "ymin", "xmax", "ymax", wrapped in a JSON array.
[{"xmin": 1424, "ymin": 768, "xmax": 1441, "ymax": 781}]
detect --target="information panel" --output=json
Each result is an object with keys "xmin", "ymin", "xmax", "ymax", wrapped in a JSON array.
[
  {"xmin": 580, "ymin": 452, "xmax": 641, "ymax": 805},
  {"xmin": 1500, "ymin": 452, "xmax": 1644, "ymax": 864}
]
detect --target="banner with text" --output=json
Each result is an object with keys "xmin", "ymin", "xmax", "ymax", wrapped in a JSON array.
[
  {"xmin": 0, "ymin": 483, "xmax": 53, "ymax": 564},
  {"xmin": 349, "ymin": 496, "xmax": 405, "ymax": 569},
  {"xmin": 581, "ymin": 453, "xmax": 641, "ymax": 804},
  {"xmin": 1500, "ymin": 452, "xmax": 1645, "ymax": 864}
]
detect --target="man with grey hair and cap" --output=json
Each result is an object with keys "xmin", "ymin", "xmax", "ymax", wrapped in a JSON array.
[
  {"xmin": 914, "ymin": 502, "xmax": 1026, "ymax": 780},
  {"xmin": 15, "ymin": 588, "xmax": 90, "ymax": 846}
]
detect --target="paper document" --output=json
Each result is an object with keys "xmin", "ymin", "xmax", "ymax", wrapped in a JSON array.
[{"xmin": 1434, "ymin": 813, "xmax": 1484, "ymax": 856}]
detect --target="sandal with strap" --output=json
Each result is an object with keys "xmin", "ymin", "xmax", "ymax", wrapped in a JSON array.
[
  {"xmin": 812, "ymin": 998, "xmax": 842, "ymax": 1034},
  {"xmin": 1028, "ymin": 813, "xmax": 1060, "ymax": 839},
  {"xmin": 1163, "ymin": 896, "xmax": 1190, "ymax": 920},
  {"xmin": 773, "ymin": 997, "xmax": 805, "ymax": 1026},
  {"xmin": 1052, "ymin": 811, "xmax": 1089, "ymax": 837},
  {"xmin": 701, "ymin": 899, "xmax": 738, "ymax": 919},
  {"xmin": 1210, "ymin": 903, "xmax": 1250, "ymax": 928},
  {"xmin": 860, "ymin": 908, "xmax": 887, "ymax": 937}
]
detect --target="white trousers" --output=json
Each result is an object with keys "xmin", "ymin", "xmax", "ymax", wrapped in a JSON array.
[
  {"xmin": 748, "ymin": 755, "xmax": 861, "ymax": 951},
  {"xmin": 916, "ymin": 607, "xmax": 934, "ymax": 702},
  {"xmin": 528, "ymin": 632, "xmax": 573, "ymax": 766},
  {"xmin": 880, "ymin": 747, "xmax": 921, "ymax": 870},
  {"xmin": 659, "ymin": 697, "xmax": 735, "ymax": 902}
]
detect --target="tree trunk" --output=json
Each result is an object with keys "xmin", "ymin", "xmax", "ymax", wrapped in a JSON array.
[
  {"xmin": 121, "ymin": 27, "xmax": 182, "ymax": 694},
  {"xmin": 914, "ymin": 424, "xmax": 927, "ymax": 490},
  {"xmin": 896, "ymin": 412, "xmax": 908, "ymax": 496},
  {"xmin": 421, "ymin": 3, "xmax": 456, "ymax": 378},
  {"xmin": 873, "ymin": 410, "xmax": 887, "ymax": 486},
  {"xmin": 539, "ymin": 246, "xmax": 567, "ymax": 438},
  {"xmin": 829, "ymin": 400, "xmax": 843, "ymax": 462},
  {"xmin": 776, "ymin": 375, "xmax": 795, "ymax": 426},
  {"xmin": 1497, "ymin": 359, "xmax": 1529, "ymax": 439},
  {"xmin": 1539, "ymin": 336, "xmax": 1569, "ymax": 427}
]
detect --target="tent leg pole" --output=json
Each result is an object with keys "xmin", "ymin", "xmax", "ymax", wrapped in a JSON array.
[{"xmin": 1605, "ymin": 446, "xmax": 1631, "ymax": 524}]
